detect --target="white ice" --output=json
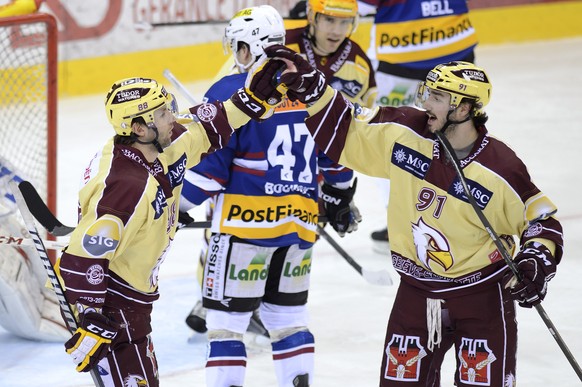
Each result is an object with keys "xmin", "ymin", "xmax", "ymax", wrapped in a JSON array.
[{"xmin": 1, "ymin": 37, "xmax": 582, "ymax": 387}]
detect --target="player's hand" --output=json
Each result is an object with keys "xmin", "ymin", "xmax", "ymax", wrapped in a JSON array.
[
  {"xmin": 265, "ymin": 44, "xmax": 327, "ymax": 104},
  {"xmin": 320, "ymin": 178, "xmax": 361, "ymax": 237},
  {"xmin": 230, "ymin": 55, "xmax": 286, "ymax": 121},
  {"xmin": 502, "ymin": 242, "xmax": 557, "ymax": 308},
  {"xmin": 65, "ymin": 311, "xmax": 121, "ymax": 372},
  {"xmin": 177, "ymin": 211, "xmax": 194, "ymax": 230}
]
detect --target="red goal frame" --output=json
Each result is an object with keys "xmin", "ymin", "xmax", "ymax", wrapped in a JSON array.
[{"xmin": 0, "ymin": 13, "xmax": 58, "ymax": 215}]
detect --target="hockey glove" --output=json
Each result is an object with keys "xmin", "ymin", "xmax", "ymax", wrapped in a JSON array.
[
  {"xmin": 65, "ymin": 311, "xmax": 121, "ymax": 372},
  {"xmin": 230, "ymin": 55, "xmax": 286, "ymax": 121},
  {"xmin": 177, "ymin": 210, "xmax": 194, "ymax": 230},
  {"xmin": 320, "ymin": 178, "xmax": 361, "ymax": 237},
  {"xmin": 265, "ymin": 44, "xmax": 327, "ymax": 104},
  {"xmin": 502, "ymin": 242, "xmax": 557, "ymax": 308}
]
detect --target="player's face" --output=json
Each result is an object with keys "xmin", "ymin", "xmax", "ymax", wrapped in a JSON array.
[
  {"xmin": 421, "ymin": 88, "xmax": 453, "ymax": 133},
  {"xmin": 312, "ymin": 14, "xmax": 353, "ymax": 55},
  {"xmin": 153, "ymin": 106, "xmax": 175, "ymax": 148}
]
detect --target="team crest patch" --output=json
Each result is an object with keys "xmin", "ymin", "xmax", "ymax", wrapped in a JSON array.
[
  {"xmin": 82, "ymin": 216, "xmax": 122, "ymax": 257},
  {"xmin": 458, "ymin": 337, "xmax": 496, "ymax": 385},
  {"xmin": 524, "ymin": 222, "xmax": 543, "ymax": 238},
  {"xmin": 384, "ymin": 335, "xmax": 427, "ymax": 382},
  {"xmin": 86, "ymin": 264, "xmax": 105, "ymax": 285},
  {"xmin": 196, "ymin": 103, "xmax": 218, "ymax": 122}
]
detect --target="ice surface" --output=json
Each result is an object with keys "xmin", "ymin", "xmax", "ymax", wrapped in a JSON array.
[{"xmin": 1, "ymin": 37, "xmax": 581, "ymax": 386}]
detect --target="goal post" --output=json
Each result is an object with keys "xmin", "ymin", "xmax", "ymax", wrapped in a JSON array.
[
  {"xmin": 0, "ymin": 13, "xmax": 58, "ymax": 216},
  {"xmin": 0, "ymin": 13, "xmax": 70, "ymax": 343}
]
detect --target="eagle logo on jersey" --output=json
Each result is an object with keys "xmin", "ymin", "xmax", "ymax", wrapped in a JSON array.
[
  {"xmin": 412, "ymin": 217, "xmax": 454, "ymax": 271},
  {"xmin": 122, "ymin": 374, "xmax": 148, "ymax": 387}
]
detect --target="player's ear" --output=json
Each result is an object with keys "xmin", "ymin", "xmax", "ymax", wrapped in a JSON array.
[
  {"xmin": 240, "ymin": 44, "xmax": 252, "ymax": 61},
  {"xmin": 131, "ymin": 122, "xmax": 145, "ymax": 137}
]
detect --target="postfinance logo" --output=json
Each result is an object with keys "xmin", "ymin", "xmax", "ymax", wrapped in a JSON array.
[
  {"xmin": 222, "ymin": 194, "xmax": 318, "ymax": 226},
  {"xmin": 82, "ymin": 215, "xmax": 122, "ymax": 257},
  {"xmin": 229, "ymin": 253, "xmax": 269, "ymax": 281},
  {"xmin": 220, "ymin": 194, "xmax": 319, "ymax": 242},
  {"xmin": 375, "ymin": 15, "xmax": 476, "ymax": 63}
]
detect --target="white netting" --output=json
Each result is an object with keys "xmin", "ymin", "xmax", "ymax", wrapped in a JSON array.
[{"xmin": 0, "ymin": 14, "xmax": 55, "ymax": 208}]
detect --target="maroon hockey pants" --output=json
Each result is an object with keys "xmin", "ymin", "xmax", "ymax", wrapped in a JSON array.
[
  {"xmin": 379, "ymin": 281, "xmax": 517, "ymax": 386},
  {"xmin": 97, "ymin": 307, "xmax": 159, "ymax": 387}
]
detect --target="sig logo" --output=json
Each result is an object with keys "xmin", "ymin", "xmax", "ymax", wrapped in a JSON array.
[{"xmin": 82, "ymin": 216, "xmax": 122, "ymax": 257}]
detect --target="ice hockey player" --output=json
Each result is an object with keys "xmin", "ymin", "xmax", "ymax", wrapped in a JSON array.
[
  {"xmin": 286, "ymin": 0, "xmax": 377, "ymax": 108},
  {"xmin": 259, "ymin": 46, "xmax": 564, "ymax": 385},
  {"xmin": 356, "ymin": 0, "xmax": 479, "ymax": 251},
  {"xmin": 184, "ymin": 0, "xmax": 377, "ymax": 335},
  {"xmin": 52, "ymin": 73, "xmax": 286, "ymax": 386},
  {"xmin": 179, "ymin": 5, "xmax": 361, "ymax": 387}
]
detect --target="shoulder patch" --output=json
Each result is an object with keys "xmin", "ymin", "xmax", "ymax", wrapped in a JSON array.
[{"xmin": 196, "ymin": 103, "xmax": 218, "ymax": 122}]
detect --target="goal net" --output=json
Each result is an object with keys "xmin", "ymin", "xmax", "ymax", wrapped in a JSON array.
[
  {"xmin": 0, "ymin": 13, "xmax": 57, "ymax": 217},
  {"xmin": 0, "ymin": 13, "xmax": 68, "ymax": 341}
]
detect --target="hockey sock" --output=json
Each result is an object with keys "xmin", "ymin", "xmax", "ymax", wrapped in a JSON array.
[
  {"xmin": 205, "ymin": 340, "xmax": 246, "ymax": 387},
  {"xmin": 271, "ymin": 331, "xmax": 314, "ymax": 386}
]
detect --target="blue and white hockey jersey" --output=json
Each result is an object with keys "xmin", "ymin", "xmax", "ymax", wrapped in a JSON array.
[{"xmin": 181, "ymin": 73, "xmax": 353, "ymax": 249}]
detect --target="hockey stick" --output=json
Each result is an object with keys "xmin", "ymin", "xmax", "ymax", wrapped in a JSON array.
[
  {"xmin": 317, "ymin": 226, "xmax": 393, "ymax": 286},
  {"xmin": 9, "ymin": 181, "xmax": 106, "ymax": 387},
  {"xmin": 18, "ymin": 181, "xmax": 74, "ymax": 237},
  {"xmin": 434, "ymin": 131, "xmax": 582, "ymax": 381},
  {"xmin": 185, "ymin": 218, "xmax": 392, "ymax": 285},
  {"xmin": 163, "ymin": 69, "xmax": 198, "ymax": 105},
  {"xmin": 134, "ymin": 19, "xmax": 228, "ymax": 31},
  {"xmin": 134, "ymin": 16, "xmax": 373, "ymax": 30},
  {"xmin": 0, "ymin": 234, "xmax": 67, "ymax": 250},
  {"xmin": 134, "ymin": 16, "xmax": 306, "ymax": 31},
  {"xmin": 18, "ymin": 180, "xmax": 389, "ymax": 286}
]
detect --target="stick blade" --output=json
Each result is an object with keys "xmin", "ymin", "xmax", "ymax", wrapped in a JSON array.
[
  {"xmin": 361, "ymin": 268, "xmax": 393, "ymax": 286},
  {"xmin": 17, "ymin": 181, "xmax": 74, "ymax": 236}
]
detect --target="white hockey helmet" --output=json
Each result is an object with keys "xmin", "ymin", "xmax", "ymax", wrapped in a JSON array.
[{"xmin": 223, "ymin": 5, "xmax": 286, "ymax": 72}]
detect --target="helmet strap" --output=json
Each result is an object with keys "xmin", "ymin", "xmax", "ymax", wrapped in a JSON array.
[
  {"xmin": 441, "ymin": 108, "xmax": 472, "ymax": 135},
  {"xmin": 233, "ymin": 44, "xmax": 257, "ymax": 73}
]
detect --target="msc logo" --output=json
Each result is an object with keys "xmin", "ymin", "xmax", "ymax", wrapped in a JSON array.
[
  {"xmin": 82, "ymin": 216, "xmax": 122, "ymax": 257},
  {"xmin": 392, "ymin": 143, "xmax": 431, "ymax": 179},
  {"xmin": 449, "ymin": 178, "xmax": 493, "ymax": 210},
  {"xmin": 167, "ymin": 153, "xmax": 187, "ymax": 188},
  {"xmin": 151, "ymin": 185, "xmax": 168, "ymax": 220},
  {"xmin": 329, "ymin": 77, "xmax": 362, "ymax": 99}
]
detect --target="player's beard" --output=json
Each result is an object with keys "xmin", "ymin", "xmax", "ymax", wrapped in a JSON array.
[{"xmin": 159, "ymin": 134, "xmax": 172, "ymax": 149}]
